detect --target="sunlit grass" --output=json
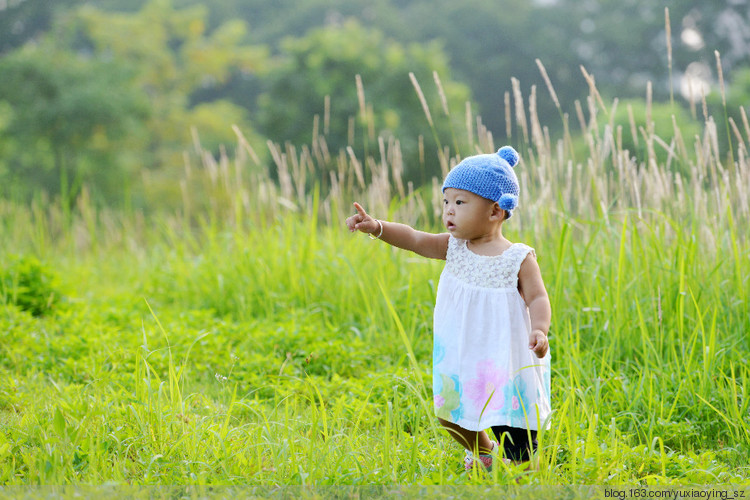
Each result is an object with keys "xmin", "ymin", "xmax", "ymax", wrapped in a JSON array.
[
  {"xmin": 1, "ymin": 58, "xmax": 749, "ymax": 487},
  {"xmin": 1, "ymin": 205, "xmax": 748, "ymax": 485}
]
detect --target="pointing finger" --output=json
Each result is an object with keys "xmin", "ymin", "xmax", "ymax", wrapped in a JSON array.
[{"xmin": 353, "ymin": 202, "xmax": 367, "ymax": 217}]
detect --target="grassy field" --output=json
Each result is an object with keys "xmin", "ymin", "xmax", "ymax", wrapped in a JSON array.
[{"xmin": 1, "ymin": 72, "xmax": 749, "ymax": 493}]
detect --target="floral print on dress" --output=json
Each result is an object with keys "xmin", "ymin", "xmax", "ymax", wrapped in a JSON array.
[
  {"xmin": 464, "ymin": 359, "xmax": 510, "ymax": 414},
  {"xmin": 433, "ymin": 337, "xmax": 445, "ymax": 366},
  {"xmin": 434, "ymin": 373, "xmax": 462, "ymax": 421},
  {"xmin": 504, "ymin": 375, "xmax": 529, "ymax": 427}
]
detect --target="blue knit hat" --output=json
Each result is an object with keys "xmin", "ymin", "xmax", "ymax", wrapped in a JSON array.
[{"xmin": 442, "ymin": 146, "xmax": 520, "ymax": 217}]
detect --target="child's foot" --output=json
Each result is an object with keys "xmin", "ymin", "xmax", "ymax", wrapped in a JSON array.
[
  {"xmin": 463, "ymin": 441, "xmax": 510, "ymax": 472},
  {"xmin": 464, "ymin": 449, "xmax": 494, "ymax": 471}
]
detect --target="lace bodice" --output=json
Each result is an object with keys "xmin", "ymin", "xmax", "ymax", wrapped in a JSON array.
[{"xmin": 444, "ymin": 236, "xmax": 534, "ymax": 289}]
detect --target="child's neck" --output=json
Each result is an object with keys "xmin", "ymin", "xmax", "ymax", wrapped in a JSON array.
[{"xmin": 466, "ymin": 225, "xmax": 510, "ymax": 256}]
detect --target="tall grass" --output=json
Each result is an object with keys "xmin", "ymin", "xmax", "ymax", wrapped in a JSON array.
[{"xmin": 0, "ymin": 55, "xmax": 749, "ymax": 489}]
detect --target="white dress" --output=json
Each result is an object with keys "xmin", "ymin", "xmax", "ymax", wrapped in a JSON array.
[{"xmin": 432, "ymin": 235, "xmax": 551, "ymax": 431}]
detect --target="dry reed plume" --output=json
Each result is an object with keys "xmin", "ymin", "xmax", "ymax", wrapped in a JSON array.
[{"xmin": 3, "ymin": 60, "xmax": 749, "ymax": 256}]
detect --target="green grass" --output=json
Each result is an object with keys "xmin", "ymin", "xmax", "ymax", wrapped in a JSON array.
[
  {"xmin": 1, "ymin": 68, "xmax": 750, "ymax": 488},
  {"xmin": 1, "ymin": 206, "xmax": 748, "ymax": 486}
]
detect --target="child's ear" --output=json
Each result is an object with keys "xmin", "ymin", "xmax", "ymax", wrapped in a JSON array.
[{"xmin": 490, "ymin": 202, "xmax": 505, "ymax": 221}]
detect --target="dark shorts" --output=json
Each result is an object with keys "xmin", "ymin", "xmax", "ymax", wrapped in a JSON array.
[{"xmin": 491, "ymin": 425, "xmax": 537, "ymax": 462}]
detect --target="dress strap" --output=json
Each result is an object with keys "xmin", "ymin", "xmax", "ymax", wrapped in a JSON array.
[{"xmin": 506, "ymin": 243, "xmax": 535, "ymax": 281}]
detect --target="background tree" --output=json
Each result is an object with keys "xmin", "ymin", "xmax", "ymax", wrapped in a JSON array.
[
  {"xmin": 74, "ymin": 0, "xmax": 269, "ymax": 173},
  {"xmin": 0, "ymin": 44, "xmax": 148, "ymax": 206},
  {"xmin": 0, "ymin": 0, "xmax": 270, "ymax": 208},
  {"xmin": 2, "ymin": 0, "xmax": 748, "ymax": 209},
  {"xmin": 375, "ymin": 0, "xmax": 549, "ymax": 141},
  {"xmin": 256, "ymin": 19, "xmax": 472, "ymax": 183},
  {"xmin": 0, "ymin": 0, "xmax": 80, "ymax": 54},
  {"xmin": 174, "ymin": 0, "xmax": 555, "ymax": 141}
]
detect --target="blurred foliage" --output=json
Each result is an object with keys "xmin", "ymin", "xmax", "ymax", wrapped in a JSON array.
[
  {"xmin": 613, "ymin": 100, "xmax": 701, "ymax": 171},
  {"xmin": 568, "ymin": 99, "xmax": 703, "ymax": 175},
  {"xmin": 1, "ymin": 0, "xmax": 749, "ymax": 209},
  {"xmin": 72, "ymin": 1, "xmax": 269, "ymax": 172},
  {"xmin": 257, "ymin": 19, "xmax": 471, "ymax": 183},
  {"xmin": 152, "ymin": 0, "xmax": 749, "ymax": 137},
  {"xmin": 0, "ymin": 44, "xmax": 149, "ymax": 206},
  {"xmin": 1, "ymin": 255, "xmax": 63, "ymax": 316},
  {"xmin": 0, "ymin": 0, "xmax": 268, "ymax": 208},
  {"xmin": 0, "ymin": 0, "xmax": 80, "ymax": 53}
]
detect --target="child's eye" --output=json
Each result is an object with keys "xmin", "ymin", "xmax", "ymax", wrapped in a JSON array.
[{"xmin": 456, "ymin": 200, "xmax": 464, "ymax": 205}]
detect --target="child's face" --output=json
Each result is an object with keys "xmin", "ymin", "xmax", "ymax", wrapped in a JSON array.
[{"xmin": 442, "ymin": 188, "xmax": 499, "ymax": 239}]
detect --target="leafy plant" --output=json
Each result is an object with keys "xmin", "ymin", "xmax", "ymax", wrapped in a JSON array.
[{"xmin": 1, "ymin": 254, "xmax": 62, "ymax": 316}]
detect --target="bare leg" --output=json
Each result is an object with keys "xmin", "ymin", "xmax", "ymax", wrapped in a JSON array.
[{"xmin": 437, "ymin": 417, "xmax": 494, "ymax": 455}]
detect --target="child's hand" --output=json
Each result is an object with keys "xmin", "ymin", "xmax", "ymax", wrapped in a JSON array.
[
  {"xmin": 346, "ymin": 202, "xmax": 379, "ymax": 235},
  {"xmin": 528, "ymin": 329, "xmax": 548, "ymax": 358}
]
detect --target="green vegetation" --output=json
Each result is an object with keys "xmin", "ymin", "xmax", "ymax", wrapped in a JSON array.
[
  {"xmin": 1, "ymin": 65, "xmax": 749, "ymax": 486},
  {"xmin": 256, "ymin": 18, "xmax": 470, "ymax": 182},
  {"xmin": 1, "ymin": 0, "xmax": 749, "ymax": 490},
  {"xmin": 1, "ymin": 255, "xmax": 62, "ymax": 317},
  {"xmin": 3, "ymin": 0, "xmax": 750, "ymax": 209}
]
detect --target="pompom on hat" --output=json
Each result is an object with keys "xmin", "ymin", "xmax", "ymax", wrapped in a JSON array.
[{"xmin": 442, "ymin": 146, "xmax": 521, "ymax": 217}]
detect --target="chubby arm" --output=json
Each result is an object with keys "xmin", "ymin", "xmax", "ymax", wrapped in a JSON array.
[
  {"xmin": 518, "ymin": 252, "xmax": 551, "ymax": 358},
  {"xmin": 346, "ymin": 202, "xmax": 448, "ymax": 260}
]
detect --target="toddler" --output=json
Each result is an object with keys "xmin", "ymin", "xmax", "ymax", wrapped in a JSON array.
[{"xmin": 345, "ymin": 146, "xmax": 551, "ymax": 471}]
